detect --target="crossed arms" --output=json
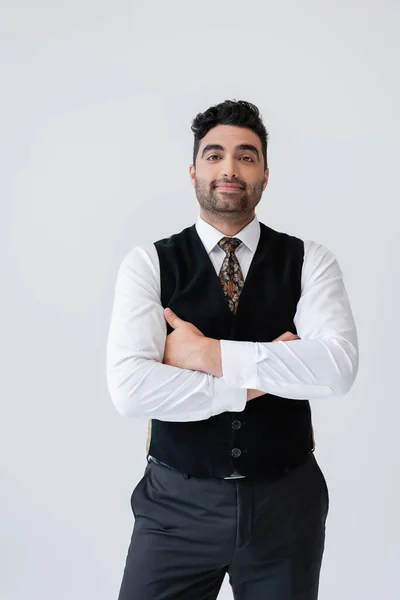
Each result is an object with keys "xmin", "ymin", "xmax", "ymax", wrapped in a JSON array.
[{"xmin": 106, "ymin": 241, "xmax": 359, "ymax": 422}]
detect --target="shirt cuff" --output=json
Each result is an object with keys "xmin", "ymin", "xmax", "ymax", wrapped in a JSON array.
[
  {"xmin": 220, "ymin": 339, "xmax": 258, "ymax": 389},
  {"xmin": 213, "ymin": 376, "xmax": 247, "ymax": 414}
]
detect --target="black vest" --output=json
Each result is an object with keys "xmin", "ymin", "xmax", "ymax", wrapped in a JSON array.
[{"xmin": 148, "ymin": 221, "xmax": 314, "ymax": 479}]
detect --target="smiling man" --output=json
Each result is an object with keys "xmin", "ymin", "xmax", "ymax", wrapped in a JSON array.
[{"xmin": 106, "ymin": 99, "xmax": 359, "ymax": 600}]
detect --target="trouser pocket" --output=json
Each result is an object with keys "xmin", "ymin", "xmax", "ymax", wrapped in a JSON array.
[{"xmin": 130, "ymin": 461, "xmax": 153, "ymax": 516}]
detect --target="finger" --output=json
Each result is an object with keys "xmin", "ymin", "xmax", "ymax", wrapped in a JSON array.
[
  {"xmin": 272, "ymin": 332, "xmax": 291, "ymax": 341},
  {"xmin": 164, "ymin": 307, "xmax": 184, "ymax": 327},
  {"xmin": 273, "ymin": 331, "xmax": 300, "ymax": 342}
]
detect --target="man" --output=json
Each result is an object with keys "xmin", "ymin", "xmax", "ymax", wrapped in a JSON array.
[{"xmin": 106, "ymin": 99, "xmax": 359, "ymax": 599}]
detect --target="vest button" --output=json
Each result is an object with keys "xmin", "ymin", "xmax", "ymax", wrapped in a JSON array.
[
  {"xmin": 231, "ymin": 448, "xmax": 242, "ymax": 458},
  {"xmin": 232, "ymin": 420, "xmax": 241, "ymax": 430}
]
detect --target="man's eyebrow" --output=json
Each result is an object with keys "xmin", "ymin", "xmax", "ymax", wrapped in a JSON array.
[
  {"xmin": 201, "ymin": 144, "xmax": 224, "ymax": 158},
  {"xmin": 236, "ymin": 144, "xmax": 260, "ymax": 160},
  {"xmin": 201, "ymin": 143, "xmax": 260, "ymax": 161}
]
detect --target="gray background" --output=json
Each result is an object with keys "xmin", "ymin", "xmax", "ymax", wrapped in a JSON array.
[{"xmin": 2, "ymin": 1, "xmax": 399, "ymax": 598}]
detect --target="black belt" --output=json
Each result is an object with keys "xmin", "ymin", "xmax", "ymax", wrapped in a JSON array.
[
  {"xmin": 148, "ymin": 451, "xmax": 313, "ymax": 481},
  {"xmin": 148, "ymin": 455, "xmax": 246, "ymax": 479}
]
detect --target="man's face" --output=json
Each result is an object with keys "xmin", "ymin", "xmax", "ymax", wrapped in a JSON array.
[{"xmin": 189, "ymin": 124, "xmax": 269, "ymax": 217}]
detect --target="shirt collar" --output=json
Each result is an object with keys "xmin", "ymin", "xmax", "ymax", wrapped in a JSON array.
[{"xmin": 195, "ymin": 213, "xmax": 260, "ymax": 255}]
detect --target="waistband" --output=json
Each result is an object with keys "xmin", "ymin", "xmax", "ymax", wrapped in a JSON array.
[{"xmin": 147, "ymin": 451, "xmax": 314, "ymax": 481}]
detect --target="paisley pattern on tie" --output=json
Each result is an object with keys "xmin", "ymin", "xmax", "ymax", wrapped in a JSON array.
[{"xmin": 218, "ymin": 237, "xmax": 244, "ymax": 316}]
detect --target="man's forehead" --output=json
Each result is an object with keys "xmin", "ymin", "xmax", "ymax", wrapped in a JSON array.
[{"xmin": 199, "ymin": 125, "xmax": 261, "ymax": 149}]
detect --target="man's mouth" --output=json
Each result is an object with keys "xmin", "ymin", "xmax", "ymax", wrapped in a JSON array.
[{"xmin": 215, "ymin": 184, "xmax": 243, "ymax": 192}]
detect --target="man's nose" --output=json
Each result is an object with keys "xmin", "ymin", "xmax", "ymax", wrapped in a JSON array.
[{"xmin": 219, "ymin": 157, "xmax": 237, "ymax": 179}]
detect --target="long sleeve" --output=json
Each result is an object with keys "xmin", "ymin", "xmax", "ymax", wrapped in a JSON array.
[
  {"xmin": 220, "ymin": 241, "xmax": 359, "ymax": 399},
  {"xmin": 106, "ymin": 244, "xmax": 247, "ymax": 421}
]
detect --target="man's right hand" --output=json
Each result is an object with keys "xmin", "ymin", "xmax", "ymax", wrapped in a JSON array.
[{"xmin": 246, "ymin": 331, "xmax": 300, "ymax": 401}]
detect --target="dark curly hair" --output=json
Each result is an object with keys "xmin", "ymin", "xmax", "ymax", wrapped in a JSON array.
[{"xmin": 191, "ymin": 99, "xmax": 268, "ymax": 169}]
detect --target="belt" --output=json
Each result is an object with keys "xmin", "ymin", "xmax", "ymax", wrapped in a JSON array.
[
  {"xmin": 148, "ymin": 455, "xmax": 246, "ymax": 479},
  {"xmin": 224, "ymin": 470, "xmax": 246, "ymax": 480}
]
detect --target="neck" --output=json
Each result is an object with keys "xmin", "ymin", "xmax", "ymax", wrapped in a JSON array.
[{"xmin": 199, "ymin": 211, "xmax": 255, "ymax": 237}]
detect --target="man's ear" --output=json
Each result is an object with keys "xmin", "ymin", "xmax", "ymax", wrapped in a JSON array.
[
  {"xmin": 189, "ymin": 164, "xmax": 195, "ymax": 187},
  {"xmin": 262, "ymin": 168, "xmax": 270, "ymax": 191}
]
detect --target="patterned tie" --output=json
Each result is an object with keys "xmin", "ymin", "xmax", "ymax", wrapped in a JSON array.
[
  {"xmin": 218, "ymin": 237, "xmax": 245, "ymax": 316},
  {"xmin": 218, "ymin": 236, "xmax": 247, "ymax": 478}
]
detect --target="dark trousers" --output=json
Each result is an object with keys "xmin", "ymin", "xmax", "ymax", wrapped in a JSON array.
[{"xmin": 117, "ymin": 453, "xmax": 329, "ymax": 600}]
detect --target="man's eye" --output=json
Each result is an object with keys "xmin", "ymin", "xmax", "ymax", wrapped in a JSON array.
[{"xmin": 206, "ymin": 155, "xmax": 254, "ymax": 162}]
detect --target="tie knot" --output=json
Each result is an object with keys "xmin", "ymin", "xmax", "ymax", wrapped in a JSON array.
[{"xmin": 218, "ymin": 237, "xmax": 242, "ymax": 254}]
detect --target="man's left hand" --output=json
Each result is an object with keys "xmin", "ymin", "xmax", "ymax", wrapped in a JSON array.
[{"xmin": 163, "ymin": 308, "xmax": 219, "ymax": 374}]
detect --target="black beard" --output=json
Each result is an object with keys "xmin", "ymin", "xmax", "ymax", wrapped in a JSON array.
[{"xmin": 194, "ymin": 178, "xmax": 264, "ymax": 215}]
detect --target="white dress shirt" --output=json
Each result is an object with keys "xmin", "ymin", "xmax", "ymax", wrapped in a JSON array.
[{"xmin": 106, "ymin": 214, "xmax": 359, "ymax": 422}]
